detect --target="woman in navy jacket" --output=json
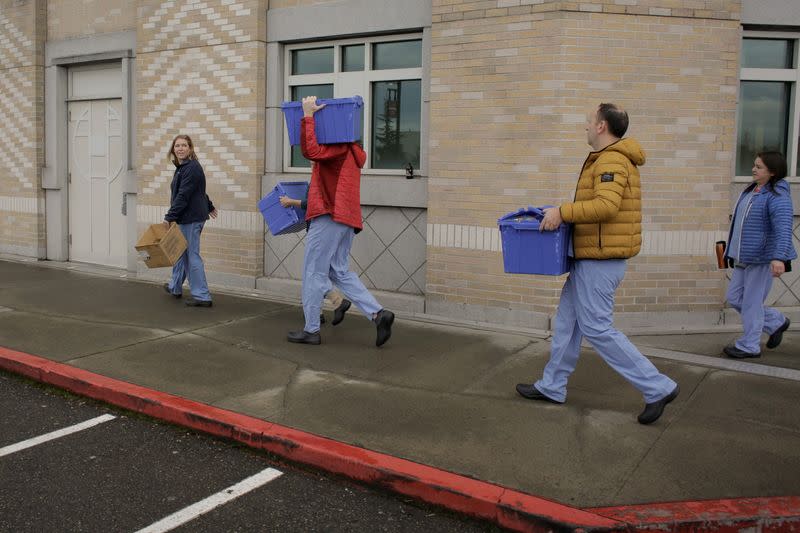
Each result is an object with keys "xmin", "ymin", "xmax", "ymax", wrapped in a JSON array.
[
  {"xmin": 162, "ymin": 134, "xmax": 217, "ymax": 307},
  {"xmin": 723, "ymin": 151, "xmax": 796, "ymax": 358}
]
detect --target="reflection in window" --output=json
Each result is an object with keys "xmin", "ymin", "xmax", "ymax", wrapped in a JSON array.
[
  {"xmin": 342, "ymin": 45, "xmax": 364, "ymax": 72},
  {"xmin": 373, "ymin": 40, "xmax": 422, "ymax": 70},
  {"xmin": 741, "ymin": 39, "xmax": 793, "ymax": 69},
  {"xmin": 290, "ymin": 84, "xmax": 334, "ymax": 167},
  {"xmin": 736, "ymin": 81, "xmax": 789, "ymax": 176},
  {"xmin": 292, "ymin": 47, "xmax": 334, "ymax": 75},
  {"xmin": 371, "ymin": 80, "xmax": 421, "ymax": 169}
]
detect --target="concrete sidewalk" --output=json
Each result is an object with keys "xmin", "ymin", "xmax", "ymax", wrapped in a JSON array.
[{"xmin": 1, "ymin": 258, "xmax": 799, "ymax": 528}]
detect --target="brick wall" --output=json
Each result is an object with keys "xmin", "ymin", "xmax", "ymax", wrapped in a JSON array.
[
  {"xmin": 428, "ymin": 0, "xmax": 740, "ymax": 324},
  {"xmin": 0, "ymin": 0, "xmax": 46, "ymax": 257},
  {"xmin": 47, "ymin": 0, "xmax": 135, "ymax": 40},
  {"xmin": 135, "ymin": 0, "xmax": 267, "ymax": 281}
]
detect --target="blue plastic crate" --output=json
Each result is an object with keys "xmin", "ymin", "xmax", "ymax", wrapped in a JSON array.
[
  {"xmin": 498, "ymin": 206, "xmax": 571, "ymax": 275},
  {"xmin": 258, "ymin": 181, "xmax": 310, "ymax": 236},
  {"xmin": 281, "ymin": 96, "xmax": 363, "ymax": 146}
]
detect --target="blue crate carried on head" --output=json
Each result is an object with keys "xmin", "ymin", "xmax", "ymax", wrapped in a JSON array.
[
  {"xmin": 258, "ymin": 181, "xmax": 310, "ymax": 236},
  {"xmin": 497, "ymin": 206, "xmax": 571, "ymax": 276},
  {"xmin": 281, "ymin": 96, "xmax": 363, "ymax": 146}
]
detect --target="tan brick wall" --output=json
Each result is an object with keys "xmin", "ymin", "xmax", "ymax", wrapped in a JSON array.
[
  {"xmin": 0, "ymin": 0, "xmax": 46, "ymax": 257},
  {"xmin": 428, "ymin": 1, "xmax": 740, "ymax": 318},
  {"xmin": 47, "ymin": 0, "xmax": 136, "ymax": 40},
  {"xmin": 433, "ymin": 0, "xmax": 740, "ymax": 20},
  {"xmin": 269, "ymin": 0, "xmax": 338, "ymax": 8},
  {"xmin": 135, "ymin": 0, "xmax": 267, "ymax": 279}
]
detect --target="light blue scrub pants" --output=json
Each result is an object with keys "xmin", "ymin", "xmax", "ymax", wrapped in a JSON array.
[
  {"xmin": 726, "ymin": 263, "xmax": 786, "ymax": 353},
  {"xmin": 167, "ymin": 221, "xmax": 211, "ymax": 302},
  {"xmin": 535, "ymin": 259, "xmax": 677, "ymax": 403},
  {"xmin": 302, "ymin": 215, "xmax": 382, "ymax": 333}
]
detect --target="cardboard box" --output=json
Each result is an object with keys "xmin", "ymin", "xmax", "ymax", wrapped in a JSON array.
[{"xmin": 135, "ymin": 223, "xmax": 187, "ymax": 268}]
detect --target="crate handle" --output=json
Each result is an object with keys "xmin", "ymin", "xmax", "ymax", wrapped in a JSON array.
[{"xmin": 498, "ymin": 206, "xmax": 545, "ymax": 222}]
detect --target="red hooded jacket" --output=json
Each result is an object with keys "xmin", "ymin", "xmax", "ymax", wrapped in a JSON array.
[{"xmin": 300, "ymin": 116, "xmax": 366, "ymax": 231}]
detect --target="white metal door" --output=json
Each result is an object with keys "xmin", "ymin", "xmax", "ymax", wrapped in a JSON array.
[{"xmin": 68, "ymin": 99, "xmax": 125, "ymax": 267}]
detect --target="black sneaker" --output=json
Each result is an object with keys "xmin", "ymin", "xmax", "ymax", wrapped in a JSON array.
[
  {"xmin": 332, "ymin": 299, "xmax": 351, "ymax": 326},
  {"xmin": 515, "ymin": 383, "xmax": 563, "ymax": 404},
  {"xmin": 185, "ymin": 298, "xmax": 212, "ymax": 307},
  {"xmin": 766, "ymin": 318, "xmax": 790, "ymax": 349},
  {"xmin": 163, "ymin": 283, "xmax": 181, "ymax": 298},
  {"xmin": 638, "ymin": 385, "xmax": 680, "ymax": 425},
  {"xmin": 374, "ymin": 309, "xmax": 394, "ymax": 347},
  {"xmin": 723, "ymin": 344, "xmax": 760, "ymax": 359},
  {"xmin": 287, "ymin": 330, "xmax": 321, "ymax": 345}
]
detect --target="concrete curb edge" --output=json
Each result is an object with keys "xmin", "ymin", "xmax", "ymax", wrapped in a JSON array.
[{"xmin": 2, "ymin": 346, "xmax": 799, "ymax": 532}]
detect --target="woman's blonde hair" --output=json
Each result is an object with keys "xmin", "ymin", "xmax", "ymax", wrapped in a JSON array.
[{"xmin": 167, "ymin": 134, "xmax": 198, "ymax": 166}]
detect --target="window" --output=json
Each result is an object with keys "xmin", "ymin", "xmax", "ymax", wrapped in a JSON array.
[
  {"xmin": 284, "ymin": 35, "xmax": 423, "ymax": 173},
  {"xmin": 737, "ymin": 34, "xmax": 800, "ymax": 177}
]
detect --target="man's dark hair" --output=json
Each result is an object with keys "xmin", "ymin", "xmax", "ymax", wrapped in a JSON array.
[
  {"xmin": 757, "ymin": 150, "xmax": 787, "ymax": 192},
  {"xmin": 597, "ymin": 103, "xmax": 629, "ymax": 138}
]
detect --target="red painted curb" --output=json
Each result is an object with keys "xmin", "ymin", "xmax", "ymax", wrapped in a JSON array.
[
  {"xmin": 0, "ymin": 346, "xmax": 619, "ymax": 532},
  {"xmin": 3, "ymin": 346, "xmax": 800, "ymax": 532},
  {"xmin": 590, "ymin": 497, "xmax": 800, "ymax": 532}
]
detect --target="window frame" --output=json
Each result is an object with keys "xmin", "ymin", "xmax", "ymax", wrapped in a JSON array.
[
  {"xmin": 283, "ymin": 33, "xmax": 424, "ymax": 175},
  {"xmin": 738, "ymin": 30, "xmax": 800, "ymax": 180}
]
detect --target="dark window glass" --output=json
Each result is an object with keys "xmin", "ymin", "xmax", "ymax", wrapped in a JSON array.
[
  {"xmin": 290, "ymin": 84, "xmax": 334, "ymax": 167},
  {"xmin": 741, "ymin": 39, "xmax": 793, "ymax": 69},
  {"xmin": 736, "ymin": 81, "xmax": 789, "ymax": 175},
  {"xmin": 342, "ymin": 45, "xmax": 364, "ymax": 72},
  {"xmin": 372, "ymin": 40, "xmax": 422, "ymax": 70},
  {"xmin": 371, "ymin": 80, "xmax": 421, "ymax": 170},
  {"xmin": 291, "ymin": 47, "xmax": 334, "ymax": 75}
]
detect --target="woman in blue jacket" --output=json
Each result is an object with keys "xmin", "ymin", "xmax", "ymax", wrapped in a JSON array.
[
  {"xmin": 162, "ymin": 134, "xmax": 217, "ymax": 307},
  {"xmin": 723, "ymin": 151, "xmax": 796, "ymax": 358}
]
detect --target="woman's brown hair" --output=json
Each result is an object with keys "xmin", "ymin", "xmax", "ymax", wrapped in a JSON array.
[
  {"xmin": 756, "ymin": 151, "xmax": 787, "ymax": 193},
  {"xmin": 167, "ymin": 134, "xmax": 198, "ymax": 166}
]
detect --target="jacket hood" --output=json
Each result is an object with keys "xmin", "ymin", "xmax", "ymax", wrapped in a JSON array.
[
  {"xmin": 350, "ymin": 143, "xmax": 366, "ymax": 169},
  {"xmin": 745, "ymin": 177, "xmax": 791, "ymax": 194},
  {"xmin": 773, "ymin": 178, "xmax": 791, "ymax": 194},
  {"xmin": 602, "ymin": 138, "xmax": 646, "ymax": 166}
]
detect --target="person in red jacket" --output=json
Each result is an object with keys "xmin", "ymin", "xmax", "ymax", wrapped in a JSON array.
[{"xmin": 287, "ymin": 96, "xmax": 394, "ymax": 346}]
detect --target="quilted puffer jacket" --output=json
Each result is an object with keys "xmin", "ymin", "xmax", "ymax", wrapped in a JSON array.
[
  {"xmin": 559, "ymin": 138, "xmax": 644, "ymax": 259},
  {"xmin": 724, "ymin": 179, "xmax": 796, "ymax": 269}
]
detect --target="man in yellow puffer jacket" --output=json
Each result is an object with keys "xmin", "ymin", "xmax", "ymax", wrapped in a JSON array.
[{"xmin": 516, "ymin": 103, "xmax": 679, "ymax": 425}]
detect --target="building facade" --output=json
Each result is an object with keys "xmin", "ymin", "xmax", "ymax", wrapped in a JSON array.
[{"xmin": 1, "ymin": 0, "xmax": 798, "ymax": 331}]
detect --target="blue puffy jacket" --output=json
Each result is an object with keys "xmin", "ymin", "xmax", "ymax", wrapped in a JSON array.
[{"xmin": 725, "ymin": 179, "xmax": 797, "ymax": 269}]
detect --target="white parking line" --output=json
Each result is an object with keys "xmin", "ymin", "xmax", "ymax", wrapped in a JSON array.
[
  {"xmin": 0, "ymin": 414, "xmax": 116, "ymax": 458},
  {"xmin": 134, "ymin": 467, "xmax": 284, "ymax": 533}
]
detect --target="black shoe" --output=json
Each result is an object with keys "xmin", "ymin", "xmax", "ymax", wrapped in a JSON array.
[
  {"xmin": 287, "ymin": 330, "xmax": 321, "ymax": 345},
  {"xmin": 723, "ymin": 344, "xmax": 760, "ymax": 359},
  {"xmin": 163, "ymin": 283, "xmax": 181, "ymax": 298},
  {"xmin": 515, "ymin": 383, "xmax": 563, "ymax": 404},
  {"xmin": 332, "ymin": 299, "xmax": 351, "ymax": 326},
  {"xmin": 374, "ymin": 309, "xmax": 394, "ymax": 347},
  {"xmin": 766, "ymin": 318, "xmax": 790, "ymax": 349},
  {"xmin": 638, "ymin": 385, "xmax": 680, "ymax": 425},
  {"xmin": 185, "ymin": 298, "xmax": 212, "ymax": 307}
]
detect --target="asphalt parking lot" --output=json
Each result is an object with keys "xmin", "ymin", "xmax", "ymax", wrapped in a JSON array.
[{"xmin": 0, "ymin": 371, "xmax": 496, "ymax": 533}]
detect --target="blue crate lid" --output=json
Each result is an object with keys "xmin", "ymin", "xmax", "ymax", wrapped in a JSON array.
[
  {"xmin": 498, "ymin": 205, "xmax": 568, "ymax": 230},
  {"xmin": 281, "ymin": 95, "xmax": 363, "ymax": 110},
  {"xmin": 275, "ymin": 181, "xmax": 309, "ymax": 199}
]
